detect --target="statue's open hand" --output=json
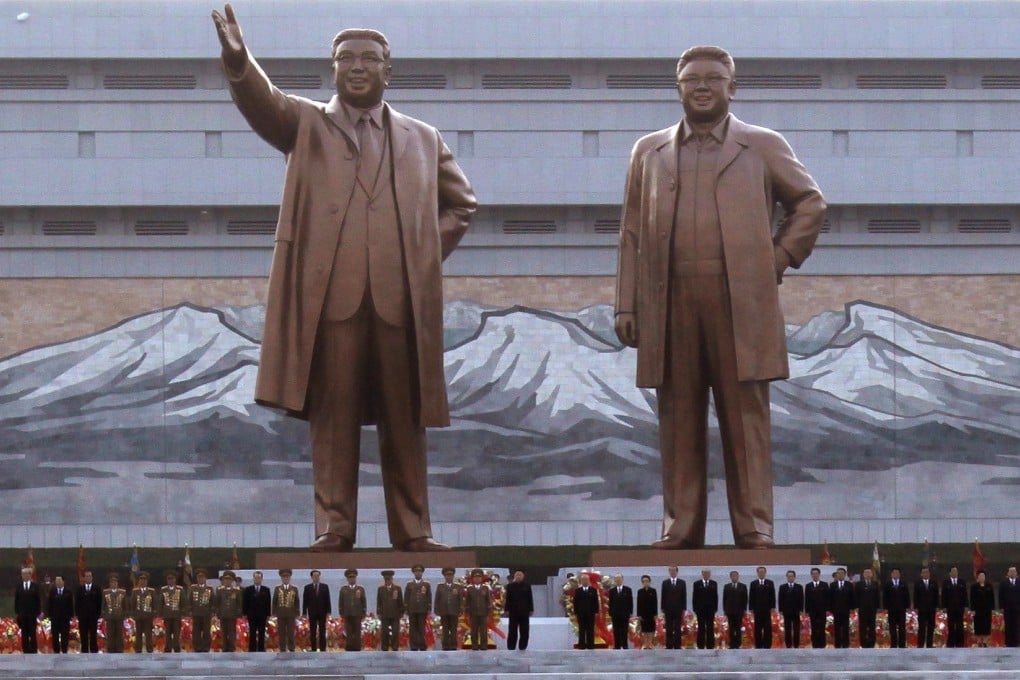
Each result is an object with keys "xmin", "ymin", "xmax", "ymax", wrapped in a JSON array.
[
  {"xmin": 212, "ymin": 4, "xmax": 246, "ymax": 73},
  {"xmin": 614, "ymin": 313, "xmax": 639, "ymax": 348},
  {"xmin": 774, "ymin": 245, "xmax": 792, "ymax": 284}
]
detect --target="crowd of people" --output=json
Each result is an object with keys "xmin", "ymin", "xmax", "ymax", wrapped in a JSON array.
[
  {"xmin": 10, "ymin": 564, "xmax": 526, "ymax": 654},
  {"xmin": 567, "ymin": 564, "xmax": 1020, "ymax": 649}
]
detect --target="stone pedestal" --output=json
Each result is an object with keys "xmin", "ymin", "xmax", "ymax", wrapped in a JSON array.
[
  {"xmin": 590, "ymin": 547, "xmax": 810, "ymax": 567},
  {"xmin": 255, "ymin": 550, "xmax": 477, "ymax": 570}
]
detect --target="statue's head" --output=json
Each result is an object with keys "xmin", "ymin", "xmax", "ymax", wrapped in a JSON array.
[
  {"xmin": 675, "ymin": 45, "xmax": 736, "ymax": 124},
  {"xmin": 332, "ymin": 28, "xmax": 392, "ymax": 108}
]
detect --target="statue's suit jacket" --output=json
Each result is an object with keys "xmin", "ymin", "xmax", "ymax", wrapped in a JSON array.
[
  {"xmin": 615, "ymin": 113, "xmax": 825, "ymax": 387},
  {"xmin": 225, "ymin": 52, "xmax": 476, "ymax": 426}
]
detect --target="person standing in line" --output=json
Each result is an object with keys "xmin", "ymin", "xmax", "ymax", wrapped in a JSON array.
[
  {"xmin": 505, "ymin": 569, "xmax": 534, "ymax": 650},
  {"xmin": 75, "ymin": 568, "xmax": 103, "ymax": 653},
  {"xmin": 914, "ymin": 566, "xmax": 939, "ymax": 648},
  {"xmin": 942, "ymin": 566, "xmax": 968, "ymax": 648},
  {"xmin": 47, "ymin": 576, "xmax": 73, "ymax": 653},
  {"xmin": 999, "ymin": 566, "xmax": 1020, "ymax": 647},
  {"xmin": 803, "ymin": 568, "xmax": 828, "ymax": 649},
  {"xmin": 101, "ymin": 574, "xmax": 127, "ymax": 653},
  {"xmin": 303, "ymin": 569, "xmax": 331, "ymax": 651},
  {"xmin": 465, "ymin": 568, "xmax": 493, "ymax": 650},
  {"xmin": 692, "ymin": 568, "xmax": 718, "ymax": 649},
  {"xmin": 723, "ymin": 570, "xmax": 748, "ymax": 650},
  {"xmin": 434, "ymin": 567, "xmax": 465, "ymax": 650},
  {"xmin": 215, "ymin": 571, "xmax": 243, "ymax": 652},
  {"xmin": 608, "ymin": 573, "xmax": 634, "ymax": 649},
  {"xmin": 883, "ymin": 567, "xmax": 910, "ymax": 649},
  {"xmin": 828, "ymin": 568, "xmax": 854, "ymax": 649},
  {"xmin": 970, "ymin": 569, "xmax": 995, "ymax": 648},
  {"xmin": 159, "ymin": 571, "xmax": 186, "ymax": 653},
  {"xmin": 188, "ymin": 568, "xmax": 216, "ymax": 653},
  {"xmin": 243, "ymin": 570, "xmax": 271, "ymax": 652},
  {"xmin": 339, "ymin": 568, "xmax": 367, "ymax": 652},
  {"xmin": 636, "ymin": 575, "xmax": 658, "ymax": 649},
  {"xmin": 405, "ymin": 564, "xmax": 432, "ymax": 651},
  {"xmin": 14, "ymin": 567, "xmax": 40, "ymax": 654},
  {"xmin": 854, "ymin": 567, "xmax": 880, "ymax": 649},
  {"xmin": 778, "ymin": 570, "xmax": 803, "ymax": 649},
  {"xmin": 272, "ymin": 569, "xmax": 299, "ymax": 652},
  {"xmin": 572, "ymin": 573, "xmax": 600, "ymax": 650},
  {"xmin": 660, "ymin": 566, "xmax": 686, "ymax": 649},
  {"xmin": 377, "ymin": 570, "xmax": 404, "ymax": 651},
  {"xmin": 128, "ymin": 571, "xmax": 157, "ymax": 653},
  {"xmin": 748, "ymin": 566, "xmax": 776, "ymax": 649}
]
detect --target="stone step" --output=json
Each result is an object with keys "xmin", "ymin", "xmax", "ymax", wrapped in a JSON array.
[{"xmin": 0, "ymin": 649, "xmax": 1017, "ymax": 679}]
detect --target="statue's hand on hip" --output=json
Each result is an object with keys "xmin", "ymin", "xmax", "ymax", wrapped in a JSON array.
[
  {"xmin": 614, "ymin": 313, "xmax": 639, "ymax": 348},
  {"xmin": 211, "ymin": 4, "xmax": 247, "ymax": 75},
  {"xmin": 773, "ymin": 245, "xmax": 792, "ymax": 285}
]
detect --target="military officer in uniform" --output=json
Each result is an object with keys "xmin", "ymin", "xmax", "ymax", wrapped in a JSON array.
[
  {"xmin": 188, "ymin": 568, "xmax": 216, "ymax": 653},
  {"xmin": 101, "ymin": 574, "xmax": 127, "ymax": 653},
  {"xmin": 434, "ymin": 567, "xmax": 464, "ymax": 650},
  {"xmin": 377, "ymin": 570, "xmax": 404, "ymax": 651},
  {"xmin": 465, "ymin": 568, "xmax": 492, "ymax": 650},
  {"xmin": 159, "ymin": 571, "xmax": 186, "ymax": 652},
  {"xmin": 272, "ymin": 569, "xmax": 300, "ymax": 652},
  {"xmin": 128, "ymin": 571, "xmax": 157, "ymax": 653},
  {"xmin": 216, "ymin": 571, "xmax": 243, "ymax": 652},
  {"xmin": 339, "ymin": 568, "xmax": 367, "ymax": 651},
  {"xmin": 405, "ymin": 564, "xmax": 432, "ymax": 651}
]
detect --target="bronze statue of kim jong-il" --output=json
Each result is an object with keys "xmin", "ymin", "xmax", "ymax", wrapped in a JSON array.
[
  {"xmin": 212, "ymin": 5, "xmax": 476, "ymax": 552},
  {"xmin": 615, "ymin": 46, "xmax": 825, "ymax": 549}
]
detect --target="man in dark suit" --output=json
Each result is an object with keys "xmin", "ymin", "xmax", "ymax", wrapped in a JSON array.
[
  {"xmin": 883, "ymin": 567, "xmax": 910, "ymax": 648},
  {"xmin": 748, "ymin": 566, "xmax": 776, "ymax": 649},
  {"xmin": 723, "ymin": 570, "xmax": 748, "ymax": 649},
  {"xmin": 1002, "ymin": 566, "xmax": 1020, "ymax": 647},
  {"xmin": 75, "ymin": 569, "xmax": 102, "ymax": 653},
  {"xmin": 505, "ymin": 569, "xmax": 534, "ymax": 651},
  {"xmin": 47, "ymin": 576, "xmax": 73, "ymax": 653},
  {"xmin": 14, "ymin": 567, "xmax": 40, "ymax": 653},
  {"xmin": 572, "ymin": 573, "xmax": 600, "ymax": 650},
  {"xmin": 661, "ymin": 566, "xmax": 687, "ymax": 649},
  {"xmin": 302, "ymin": 570, "xmax": 332, "ymax": 651},
  {"xmin": 828, "ymin": 568, "xmax": 854, "ymax": 648},
  {"xmin": 212, "ymin": 5, "xmax": 475, "ymax": 555},
  {"xmin": 855, "ymin": 567, "xmax": 880, "ymax": 648},
  {"xmin": 804, "ymin": 567, "xmax": 829, "ymax": 649},
  {"xmin": 243, "ymin": 570, "xmax": 272, "ymax": 652},
  {"xmin": 778, "ymin": 570, "xmax": 803, "ymax": 648},
  {"xmin": 692, "ymin": 568, "xmax": 718, "ymax": 649},
  {"xmin": 942, "ymin": 566, "xmax": 968, "ymax": 648},
  {"xmin": 914, "ymin": 566, "xmax": 939, "ymax": 648},
  {"xmin": 607, "ymin": 573, "xmax": 634, "ymax": 649}
]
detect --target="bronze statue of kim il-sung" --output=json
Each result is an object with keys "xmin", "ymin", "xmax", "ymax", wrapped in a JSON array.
[
  {"xmin": 212, "ymin": 5, "xmax": 476, "ymax": 552},
  {"xmin": 614, "ymin": 46, "xmax": 826, "ymax": 549}
]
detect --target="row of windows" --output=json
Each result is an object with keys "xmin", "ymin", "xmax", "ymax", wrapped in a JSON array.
[{"xmin": 3, "ymin": 72, "xmax": 1020, "ymax": 91}]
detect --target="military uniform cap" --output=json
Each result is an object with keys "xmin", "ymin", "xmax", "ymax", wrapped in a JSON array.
[
  {"xmin": 441, "ymin": 567, "xmax": 456, "ymax": 576},
  {"xmin": 195, "ymin": 568, "xmax": 207, "ymax": 577},
  {"xmin": 137, "ymin": 571, "xmax": 150, "ymax": 579},
  {"xmin": 344, "ymin": 568, "xmax": 358, "ymax": 577},
  {"xmin": 381, "ymin": 569, "xmax": 395, "ymax": 577},
  {"xmin": 221, "ymin": 570, "xmax": 236, "ymax": 579},
  {"xmin": 165, "ymin": 570, "xmax": 178, "ymax": 579},
  {"xmin": 107, "ymin": 573, "xmax": 119, "ymax": 582},
  {"xmin": 278, "ymin": 568, "xmax": 292, "ymax": 577},
  {"xmin": 471, "ymin": 568, "xmax": 485, "ymax": 577},
  {"xmin": 411, "ymin": 563, "xmax": 425, "ymax": 572}
]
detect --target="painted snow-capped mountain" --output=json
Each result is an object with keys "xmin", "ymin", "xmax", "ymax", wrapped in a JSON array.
[{"xmin": 0, "ymin": 300, "xmax": 1017, "ymax": 500}]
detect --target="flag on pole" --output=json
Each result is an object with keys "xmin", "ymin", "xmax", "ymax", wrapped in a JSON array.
[
  {"xmin": 921, "ymin": 539, "xmax": 930, "ymax": 568},
  {"xmin": 820, "ymin": 542, "xmax": 831, "ymax": 565},
  {"xmin": 230, "ymin": 543, "xmax": 240, "ymax": 571},
  {"xmin": 77, "ymin": 544, "xmax": 87, "ymax": 584},
  {"xmin": 129, "ymin": 545, "xmax": 141, "ymax": 588},
  {"xmin": 972, "ymin": 539, "xmax": 986, "ymax": 580},
  {"xmin": 871, "ymin": 541, "xmax": 881, "ymax": 578},
  {"xmin": 182, "ymin": 545, "xmax": 193, "ymax": 588},
  {"xmin": 22, "ymin": 545, "xmax": 35, "ymax": 580}
]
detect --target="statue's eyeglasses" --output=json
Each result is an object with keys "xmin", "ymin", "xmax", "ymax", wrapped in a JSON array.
[{"xmin": 677, "ymin": 75, "xmax": 730, "ymax": 88}]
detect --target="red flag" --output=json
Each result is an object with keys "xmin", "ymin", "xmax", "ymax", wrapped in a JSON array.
[
  {"xmin": 182, "ymin": 545, "xmax": 194, "ymax": 588},
  {"xmin": 972, "ymin": 539, "xmax": 986, "ymax": 581},
  {"xmin": 230, "ymin": 543, "xmax": 240, "ymax": 570},
  {"xmin": 77, "ymin": 544, "xmax": 87, "ymax": 584},
  {"xmin": 820, "ymin": 542, "xmax": 831, "ymax": 565},
  {"xmin": 22, "ymin": 546, "xmax": 35, "ymax": 581}
]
